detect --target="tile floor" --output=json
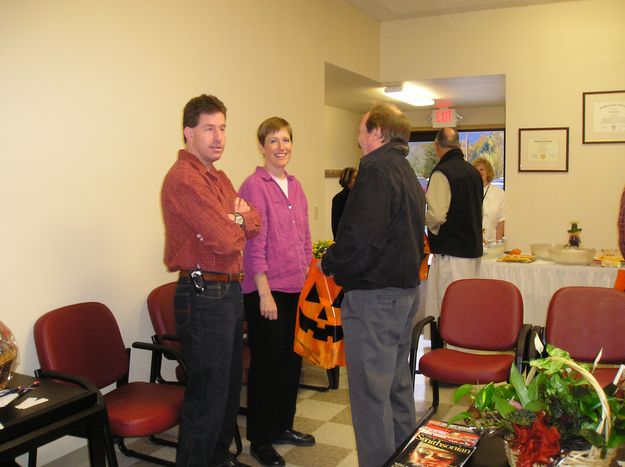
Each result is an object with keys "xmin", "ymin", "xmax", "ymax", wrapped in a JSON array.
[{"xmin": 45, "ymin": 340, "xmax": 470, "ymax": 467}]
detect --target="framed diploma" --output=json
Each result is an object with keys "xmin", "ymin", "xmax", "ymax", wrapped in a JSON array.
[
  {"xmin": 583, "ymin": 90, "xmax": 625, "ymax": 143},
  {"xmin": 518, "ymin": 127, "xmax": 569, "ymax": 172}
]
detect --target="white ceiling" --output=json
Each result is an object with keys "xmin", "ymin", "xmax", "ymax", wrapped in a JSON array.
[
  {"xmin": 342, "ymin": 0, "xmax": 579, "ymax": 21},
  {"xmin": 326, "ymin": 0, "xmax": 579, "ymax": 113},
  {"xmin": 325, "ymin": 63, "xmax": 505, "ymax": 113}
]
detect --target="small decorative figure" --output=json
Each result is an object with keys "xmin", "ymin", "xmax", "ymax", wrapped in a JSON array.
[{"xmin": 567, "ymin": 222, "xmax": 582, "ymax": 247}]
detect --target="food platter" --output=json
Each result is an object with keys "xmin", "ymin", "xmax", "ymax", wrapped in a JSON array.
[
  {"xmin": 497, "ymin": 254, "xmax": 536, "ymax": 263},
  {"xmin": 595, "ymin": 253, "xmax": 624, "ymax": 267}
]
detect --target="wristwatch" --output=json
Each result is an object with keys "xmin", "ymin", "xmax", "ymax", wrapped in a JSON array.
[{"xmin": 233, "ymin": 212, "xmax": 245, "ymax": 227}]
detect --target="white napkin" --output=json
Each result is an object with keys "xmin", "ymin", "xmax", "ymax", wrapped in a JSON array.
[
  {"xmin": 15, "ymin": 397, "xmax": 49, "ymax": 409},
  {"xmin": 0, "ymin": 393, "xmax": 18, "ymax": 407}
]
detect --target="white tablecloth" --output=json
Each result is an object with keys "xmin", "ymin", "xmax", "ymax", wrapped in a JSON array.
[{"xmin": 479, "ymin": 259, "xmax": 621, "ymax": 326}]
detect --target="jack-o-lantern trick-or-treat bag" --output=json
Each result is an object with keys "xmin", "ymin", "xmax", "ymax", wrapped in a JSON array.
[{"xmin": 294, "ymin": 258, "xmax": 346, "ymax": 369}]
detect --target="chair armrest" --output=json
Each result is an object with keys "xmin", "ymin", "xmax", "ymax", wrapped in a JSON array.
[
  {"xmin": 409, "ymin": 316, "xmax": 437, "ymax": 387},
  {"xmin": 514, "ymin": 323, "xmax": 533, "ymax": 372},
  {"xmin": 35, "ymin": 368, "xmax": 105, "ymax": 405},
  {"xmin": 411, "ymin": 315, "xmax": 436, "ymax": 349},
  {"xmin": 35, "ymin": 368, "xmax": 99, "ymax": 392},
  {"xmin": 161, "ymin": 334, "xmax": 181, "ymax": 343},
  {"xmin": 132, "ymin": 341, "xmax": 187, "ymax": 379},
  {"xmin": 527, "ymin": 326, "xmax": 545, "ymax": 360}
]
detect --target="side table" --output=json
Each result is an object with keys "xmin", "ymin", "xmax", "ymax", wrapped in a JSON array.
[{"xmin": 0, "ymin": 373, "xmax": 111, "ymax": 467}]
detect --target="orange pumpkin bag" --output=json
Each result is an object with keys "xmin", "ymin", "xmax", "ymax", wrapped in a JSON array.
[
  {"xmin": 419, "ymin": 234, "xmax": 431, "ymax": 281},
  {"xmin": 615, "ymin": 269, "xmax": 625, "ymax": 292},
  {"xmin": 294, "ymin": 258, "xmax": 346, "ymax": 369}
]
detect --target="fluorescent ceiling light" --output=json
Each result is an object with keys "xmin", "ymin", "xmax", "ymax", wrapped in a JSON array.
[{"xmin": 383, "ymin": 84, "xmax": 434, "ymax": 107}]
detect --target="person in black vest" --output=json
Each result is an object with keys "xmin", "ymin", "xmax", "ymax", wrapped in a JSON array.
[{"xmin": 424, "ymin": 128, "xmax": 483, "ymax": 318}]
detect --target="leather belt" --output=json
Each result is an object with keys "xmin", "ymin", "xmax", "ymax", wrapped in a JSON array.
[{"xmin": 179, "ymin": 270, "xmax": 245, "ymax": 283}]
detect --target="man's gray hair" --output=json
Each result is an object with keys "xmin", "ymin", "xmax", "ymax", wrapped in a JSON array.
[{"xmin": 435, "ymin": 128, "xmax": 460, "ymax": 149}]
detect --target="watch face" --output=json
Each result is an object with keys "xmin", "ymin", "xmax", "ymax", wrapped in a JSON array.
[{"xmin": 235, "ymin": 213, "xmax": 244, "ymax": 225}]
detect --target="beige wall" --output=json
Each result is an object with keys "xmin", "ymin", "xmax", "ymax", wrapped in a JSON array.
[
  {"xmin": 322, "ymin": 106, "xmax": 362, "ymax": 240},
  {"xmin": 0, "ymin": 0, "xmax": 377, "ymax": 461},
  {"xmin": 381, "ymin": 0, "xmax": 625, "ymax": 251}
]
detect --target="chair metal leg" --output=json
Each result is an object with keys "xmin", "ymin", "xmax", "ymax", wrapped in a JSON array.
[
  {"xmin": 431, "ymin": 379, "xmax": 440, "ymax": 410},
  {"xmin": 233, "ymin": 423, "xmax": 243, "ymax": 457},
  {"xmin": 148, "ymin": 434, "xmax": 178, "ymax": 448},
  {"xmin": 327, "ymin": 366, "xmax": 340, "ymax": 389},
  {"xmin": 116, "ymin": 438, "xmax": 175, "ymax": 466},
  {"xmin": 415, "ymin": 379, "xmax": 439, "ymax": 427},
  {"xmin": 100, "ymin": 409, "xmax": 119, "ymax": 467},
  {"xmin": 299, "ymin": 365, "xmax": 339, "ymax": 392},
  {"xmin": 409, "ymin": 347, "xmax": 419, "ymax": 388}
]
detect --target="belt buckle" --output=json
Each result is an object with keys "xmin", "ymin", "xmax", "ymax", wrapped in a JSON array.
[{"xmin": 226, "ymin": 272, "xmax": 243, "ymax": 282}]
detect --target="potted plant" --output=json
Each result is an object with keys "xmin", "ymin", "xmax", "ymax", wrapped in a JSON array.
[
  {"xmin": 450, "ymin": 341, "xmax": 625, "ymax": 466},
  {"xmin": 312, "ymin": 239, "xmax": 334, "ymax": 259}
]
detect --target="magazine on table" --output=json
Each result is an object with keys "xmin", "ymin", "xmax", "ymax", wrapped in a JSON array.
[{"xmin": 392, "ymin": 420, "xmax": 480, "ymax": 467}]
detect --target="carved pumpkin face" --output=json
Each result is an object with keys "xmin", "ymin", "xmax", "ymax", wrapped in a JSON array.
[
  {"xmin": 298, "ymin": 284, "xmax": 344, "ymax": 341},
  {"xmin": 294, "ymin": 261, "xmax": 346, "ymax": 368}
]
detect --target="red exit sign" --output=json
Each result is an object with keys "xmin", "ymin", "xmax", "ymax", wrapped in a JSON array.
[{"xmin": 431, "ymin": 109, "xmax": 457, "ymax": 128}]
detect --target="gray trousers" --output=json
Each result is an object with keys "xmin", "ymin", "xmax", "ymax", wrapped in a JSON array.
[{"xmin": 342, "ymin": 287, "xmax": 420, "ymax": 467}]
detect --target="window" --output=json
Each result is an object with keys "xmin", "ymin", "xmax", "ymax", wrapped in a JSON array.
[{"xmin": 407, "ymin": 128, "xmax": 505, "ymax": 191}]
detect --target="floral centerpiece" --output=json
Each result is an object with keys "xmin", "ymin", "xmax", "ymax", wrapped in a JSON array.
[{"xmin": 451, "ymin": 341, "xmax": 625, "ymax": 466}]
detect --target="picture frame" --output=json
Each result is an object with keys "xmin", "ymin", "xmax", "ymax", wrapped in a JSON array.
[
  {"xmin": 518, "ymin": 127, "xmax": 569, "ymax": 172},
  {"xmin": 583, "ymin": 90, "xmax": 625, "ymax": 143}
]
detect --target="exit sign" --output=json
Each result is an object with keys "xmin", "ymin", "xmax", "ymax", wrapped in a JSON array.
[{"xmin": 431, "ymin": 109, "xmax": 457, "ymax": 128}]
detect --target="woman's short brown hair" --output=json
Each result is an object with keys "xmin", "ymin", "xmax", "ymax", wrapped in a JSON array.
[{"xmin": 257, "ymin": 117, "xmax": 292, "ymax": 145}]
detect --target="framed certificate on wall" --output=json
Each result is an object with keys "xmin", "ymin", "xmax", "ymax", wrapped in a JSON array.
[
  {"xmin": 518, "ymin": 127, "xmax": 569, "ymax": 172},
  {"xmin": 583, "ymin": 90, "xmax": 625, "ymax": 144}
]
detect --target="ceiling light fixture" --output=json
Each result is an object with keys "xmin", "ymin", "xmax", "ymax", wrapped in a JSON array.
[{"xmin": 383, "ymin": 84, "xmax": 434, "ymax": 107}]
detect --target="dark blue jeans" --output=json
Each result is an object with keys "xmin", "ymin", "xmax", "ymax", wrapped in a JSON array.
[{"xmin": 174, "ymin": 277, "xmax": 244, "ymax": 467}]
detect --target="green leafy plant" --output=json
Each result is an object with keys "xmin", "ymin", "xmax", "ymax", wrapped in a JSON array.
[
  {"xmin": 312, "ymin": 240, "xmax": 333, "ymax": 259},
  {"xmin": 450, "ymin": 344, "xmax": 625, "ymax": 465}
]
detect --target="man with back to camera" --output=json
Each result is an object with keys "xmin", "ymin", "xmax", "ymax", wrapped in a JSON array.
[
  {"xmin": 319, "ymin": 103, "xmax": 426, "ymax": 467},
  {"xmin": 424, "ymin": 127, "xmax": 483, "ymax": 318},
  {"xmin": 161, "ymin": 94, "xmax": 260, "ymax": 467}
]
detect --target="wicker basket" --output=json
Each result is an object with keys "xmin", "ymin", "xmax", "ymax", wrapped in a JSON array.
[
  {"xmin": 504, "ymin": 440, "xmax": 616, "ymax": 466},
  {"xmin": 0, "ymin": 346, "xmax": 17, "ymax": 389},
  {"xmin": 504, "ymin": 357, "xmax": 617, "ymax": 467}
]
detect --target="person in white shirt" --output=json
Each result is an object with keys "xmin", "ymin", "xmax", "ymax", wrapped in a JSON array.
[{"xmin": 472, "ymin": 155, "xmax": 505, "ymax": 242}]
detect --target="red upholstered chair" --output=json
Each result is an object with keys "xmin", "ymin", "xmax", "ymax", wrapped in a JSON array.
[
  {"xmin": 34, "ymin": 302, "xmax": 185, "ymax": 466},
  {"xmin": 146, "ymin": 282, "xmax": 248, "ymax": 455},
  {"xmin": 146, "ymin": 282, "xmax": 185, "ymax": 385},
  {"xmin": 410, "ymin": 279, "xmax": 531, "ymax": 424},
  {"xmin": 538, "ymin": 286, "xmax": 625, "ymax": 388},
  {"xmin": 147, "ymin": 281, "xmax": 251, "ymax": 388}
]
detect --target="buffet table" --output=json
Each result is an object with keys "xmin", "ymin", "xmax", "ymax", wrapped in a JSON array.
[{"xmin": 479, "ymin": 259, "xmax": 621, "ymax": 326}]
